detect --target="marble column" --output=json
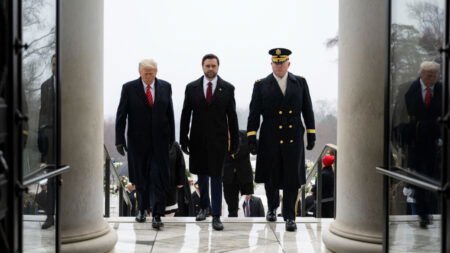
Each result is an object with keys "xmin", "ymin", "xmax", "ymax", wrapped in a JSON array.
[
  {"xmin": 60, "ymin": 0, "xmax": 117, "ymax": 252},
  {"xmin": 322, "ymin": 0, "xmax": 387, "ymax": 252}
]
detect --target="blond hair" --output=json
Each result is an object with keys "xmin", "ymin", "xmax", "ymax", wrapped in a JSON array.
[
  {"xmin": 419, "ymin": 61, "xmax": 440, "ymax": 74},
  {"xmin": 139, "ymin": 59, "xmax": 158, "ymax": 71}
]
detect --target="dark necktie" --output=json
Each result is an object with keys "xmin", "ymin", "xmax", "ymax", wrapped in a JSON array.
[
  {"xmin": 146, "ymin": 84, "xmax": 154, "ymax": 106},
  {"xmin": 245, "ymin": 199, "xmax": 251, "ymax": 217},
  {"xmin": 206, "ymin": 82, "xmax": 212, "ymax": 104},
  {"xmin": 424, "ymin": 87, "xmax": 431, "ymax": 106}
]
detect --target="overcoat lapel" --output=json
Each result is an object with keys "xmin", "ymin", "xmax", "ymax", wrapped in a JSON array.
[
  {"xmin": 134, "ymin": 78, "xmax": 150, "ymax": 108},
  {"xmin": 282, "ymin": 73, "xmax": 296, "ymax": 105},
  {"xmin": 211, "ymin": 76, "xmax": 224, "ymax": 104},
  {"xmin": 193, "ymin": 77, "xmax": 208, "ymax": 107}
]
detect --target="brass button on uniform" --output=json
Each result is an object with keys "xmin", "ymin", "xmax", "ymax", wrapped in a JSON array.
[
  {"xmin": 279, "ymin": 125, "xmax": 283, "ymax": 129},
  {"xmin": 289, "ymin": 125, "xmax": 293, "ymax": 128},
  {"xmin": 289, "ymin": 110, "xmax": 293, "ymax": 114},
  {"xmin": 278, "ymin": 110, "xmax": 283, "ymax": 115},
  {"xmin": 290, "ymin": 140, "xmax": 294, "ymax": 143},
  {"xmin": 279, "ymin": 140, "xmax": 284, "ymax": 144}
]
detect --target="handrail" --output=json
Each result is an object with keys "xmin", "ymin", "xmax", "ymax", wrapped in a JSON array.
[
  {"xmin": 103, "ymin": 145, "xmax": 132, "ymax": 217},
  {"xmin": 298, "ymin": 143, "xmax": 337, "ymax": 218}
]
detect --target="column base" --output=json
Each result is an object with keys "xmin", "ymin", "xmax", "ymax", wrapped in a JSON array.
[
  {"xmin": 61, "ymin": 224, "xmax": 117, "ymax": 253},
  {"xmin": 322, "ymin": 222, "xmax": 382, "ymax": 253}
]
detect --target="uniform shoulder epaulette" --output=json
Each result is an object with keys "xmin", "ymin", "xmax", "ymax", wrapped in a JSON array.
[{"xmin": 255, "ymin": 79, "xmax": 262, "ymax": 83}]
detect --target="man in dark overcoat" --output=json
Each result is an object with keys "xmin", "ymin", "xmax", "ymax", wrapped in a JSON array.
[
  {"xmin": 247, "ymin": 48, "xmax": 315, "ymax": 231},
  {"xmin": 223, "ymin": 130, "xmax": 254, "ymax": 217},
  {"xmin": 404, "ymin": 61, "xmax": 442, "ymax": 228},
  {"xmin": 116, "ymin": 59, "xmax": 175, "ymax": 229},
  {"xmin": 38, "ymin": 54, "xmax": 56, "ymax": 229},
  {"xmin": 180, "ymin": 53, "xmax": 239, "ymax": 230}
]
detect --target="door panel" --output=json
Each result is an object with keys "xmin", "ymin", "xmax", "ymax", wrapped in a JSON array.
[{"xmin": 386, "ymin": 0, "xmax": 446, "ymax": 252}]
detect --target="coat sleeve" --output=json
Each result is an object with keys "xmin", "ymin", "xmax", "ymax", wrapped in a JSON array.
[
  {"xmin": 115, "ymin": 85, "xmax": 128, "ymax": 146},
  {"xmin": 175, "ymin": 143, "xmax": 186, "ymax": 186},
  {"xmin": 301, "ymin": 78, "xmax": 316, "ymax": 141},
  {"xmin": 180, "ymin": 86, "xmax": 192, "ymax": 146},
  {"xmin": 247, "ymin": 82, "xmax": 262, "ymax": 138},
  {"xmin": 167, "ymin": 84, "xmax": 175, "ymax": 146},
  {"xmin": 226, "ymin": 87, "xmax": 239, "ymax": 154}
]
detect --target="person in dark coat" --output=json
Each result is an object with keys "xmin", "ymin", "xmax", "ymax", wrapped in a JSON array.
[
  {"xmin": 223, "ymin": 130, "xmax": 254, "ymax": 217},
  {"xmin": 38, "ymin": 54, "xmax": 56, "ymax": 230},
  {"xmin": 174, "ymin": 173, "xmax": 195, "ymax": 217},
  {"xmin": 247, "ymin": 48, "xmax": 315, "ymax": 232},
  {"xmin": 125, "ymin": 183, "xmax": 137, "ymax": 216},
  {"xmin": 165, "ymin": 142, "xmax": 186, "ymax": 215},
  {"xmin": 115, "ymin": 59, "xmax": 175, "ymax": 229},
  {"xmin": 242, "ymin": 195, "xmax": 265, "ymax": 217},
  {"xmin": 180, "ymin": 54, "xmax": 239, "ymax": 230},
  {"xmin": 404, "ymin": 61, "xmax": 442, "ymax": 228},
  {"xmin": 315, "ymin": 155, "xmax": 335, "ymax": 218}
]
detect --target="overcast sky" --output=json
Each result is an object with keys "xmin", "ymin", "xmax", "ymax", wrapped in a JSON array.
[{"xmin": 103, "ymin": 0, "xmax": 338, "ymax": 119}]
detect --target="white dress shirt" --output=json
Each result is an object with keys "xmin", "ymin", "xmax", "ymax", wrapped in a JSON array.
[
  {"xmin": 419, "ymin": 79, "xmax": 434, "ymax": 102},
  {"xmin": 142, "ymin": 79, "xmax": 155, "ymax": 102},
  {"xmin": 273, "ymin": 72, "xmax": 288, "ymax": 95},
  {"xmin": 203, "ymin": 76, "xmax": 218, "ymax": 97}
]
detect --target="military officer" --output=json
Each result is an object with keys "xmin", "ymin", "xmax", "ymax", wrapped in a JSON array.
[{"xmin": 247, "ymin": 48, "xmax": 315, "ymax": 232}]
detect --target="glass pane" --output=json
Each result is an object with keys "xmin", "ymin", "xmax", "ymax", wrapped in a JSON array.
[
  {"xmin": 390, "ymin": 0, "xmax": 444, "ymax": 184},
  {"xmin": 388, "ymin": 178, "xmax": 441, "ymax": 252},
  {"xmin": 389, "ymin": 0, "xmax": 445, "ymax": 251},
  {"xmin": 21, "ymin": 0, "xmax": 57, "ymax": 251}
]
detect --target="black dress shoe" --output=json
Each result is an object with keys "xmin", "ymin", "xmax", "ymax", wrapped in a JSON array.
[
  {"xmin": 135, "ymin": 210, "xmax": 147, "ymax": 223},
  {"xmin": 285, "ymin": 219, "xmax": 297, "ymax": 232},
  {"xmin": 41, "ymin": 215, "xmax": 54, "ymax": 229},
  {"xmin": 212, "ymin": 216, "xmax": 224, "ymax": 231},
  {"xmin": 152, "ymin": 215, "xmax": 163, "ymax": 229},
  {"xmin": 196, "ymin": 209, "xmax": 207, "ymax": 221},
  {"xmin": 266, "ymin": 210, "xmax": 277, "ymax": 222}
]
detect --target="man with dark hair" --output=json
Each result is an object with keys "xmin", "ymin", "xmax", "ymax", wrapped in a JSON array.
[
  {"xmin": 116, "ymin": 59, "xmax": 175, "ymax": 229},
  {"xmin": 180, "ymin": 53, "xmax": 239, "ymax": 230},
  {"xmin": 247, "ymin": 48, "xmax": 315, "ymax": 232}
]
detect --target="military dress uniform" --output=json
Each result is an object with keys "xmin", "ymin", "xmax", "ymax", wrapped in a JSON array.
[{"xmin": 247, "ymin": 48, "xmax": 315, "ymax": 229}]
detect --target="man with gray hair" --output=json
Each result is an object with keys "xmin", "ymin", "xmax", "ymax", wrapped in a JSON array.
[
  {"xmin": 404, "ymin": 60, "xmax": 442, "ymax": 228},
  {"xmin": 115, "ymin": 59, "xmax": 175, "ymax": 229}
]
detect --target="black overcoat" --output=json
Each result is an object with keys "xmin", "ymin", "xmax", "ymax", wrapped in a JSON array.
[
  {"xmin": 180, "ymin": 76, "xmax": 239, "ymax": 178},
  {"xmin": 115, "ymin": 77, "xmax": 175, "ymax": 190},
  {"xmin": 247, "ymin": 73, "xmax": 315, "ymax": 189},
  {"xmin": 404, "ymin": 78, "xmax": 442, "ymax": 178},
  {"xmin": 222, "ymin": 130, "xmax": 253, "ymax": 185}
]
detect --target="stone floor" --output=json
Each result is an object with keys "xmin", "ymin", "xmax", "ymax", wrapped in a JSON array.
[
  {"xmin": 109, "ymin": 217, "xmax": 331, "ymax": 253},
  {"xmin": 22, "ymin": 215, "xmax": 443, "ymax": 252}
]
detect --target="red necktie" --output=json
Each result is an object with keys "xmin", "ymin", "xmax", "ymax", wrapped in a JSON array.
[
  {"xmin": 206, "ymin": 82, "xmax": 212, "ymax": 104},
  {"xmin": 424, "ymin": 87, "xmax": 431, "ymax": 106},
  {"xmin": 146, "ymin": 84, "xmax": 154, "ymax": 106}
]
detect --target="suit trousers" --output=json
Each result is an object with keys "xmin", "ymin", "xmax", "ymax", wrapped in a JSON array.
[
  {"xmin": 198, "ymin": 174, "xmax": 222, "ymax": 217},
  {"xmin": 224, "ymin": 177, "xmax": 253, "ymax": 217},
  {"xmin": 136, "ymin": 156, "xmax": 167, "ymax": 216},
  {"xmin": 265, "ymin": 183, "xmax": 280, "ymax": 211},
  {"xmin": 265, "ymin": 183, "xmax": 298, "ymax": 220}
]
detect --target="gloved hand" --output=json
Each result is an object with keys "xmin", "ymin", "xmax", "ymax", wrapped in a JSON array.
[
  {"xmin": 248, "ymin": 135, "xmax": 257, "ymax": 155},
  {"xmin": 306, "ymin": 133, "xmax": 315, "ymax": 150},
  {"xmin": 116, "ymin": 144, "xmax": 128, "ymax": 156}
]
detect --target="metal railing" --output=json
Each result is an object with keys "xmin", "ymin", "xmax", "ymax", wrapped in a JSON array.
[
  {"xmin": 298, "ymin": 143, "xmax": 337, "ymax": 218},
  {"xmin": 103, "ymin": 145, "xmax": 132, "ymax": 217}
]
